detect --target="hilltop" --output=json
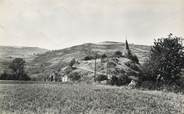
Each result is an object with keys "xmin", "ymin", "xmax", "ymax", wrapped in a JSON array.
[{"xmin": 28, "ymin": 41, "xmax": 151, "ymax": 80}]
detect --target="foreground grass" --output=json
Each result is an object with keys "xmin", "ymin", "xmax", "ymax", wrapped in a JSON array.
[{"xmin": 0, "ymin": 81, "xmax": 184, "ymax": 114}]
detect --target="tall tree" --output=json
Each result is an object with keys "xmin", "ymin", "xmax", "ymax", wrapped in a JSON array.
[
  {"xmin": 145, "ymin": 34, "xmax": 184, "ymax": 84},
  {"xmin": 9, "ymin": 58, "xmax": 30, "ymax": 80}
]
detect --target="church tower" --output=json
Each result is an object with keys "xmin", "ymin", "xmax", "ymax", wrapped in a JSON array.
[
  {"xmin": 124, "ymin": 40, "xmax": 132, "ymax": 57},
  {"xmin": 125, "ymin": 40, "xmax": 130, "ymax": 50}
]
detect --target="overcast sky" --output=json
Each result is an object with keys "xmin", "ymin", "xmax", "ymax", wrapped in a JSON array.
[{"xmin": 0, "ymin": 0, "xmax": 183, "ymax": 49}]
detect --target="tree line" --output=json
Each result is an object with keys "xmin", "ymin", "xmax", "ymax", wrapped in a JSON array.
[{"xmin": 0, "ymin": 58, "xmax": 30, "ymax": 80}]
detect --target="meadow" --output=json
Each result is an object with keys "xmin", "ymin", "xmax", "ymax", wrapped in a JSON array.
[{"xmin": 0, "ymin": 81, "xmax": 184, "ymax": 114}]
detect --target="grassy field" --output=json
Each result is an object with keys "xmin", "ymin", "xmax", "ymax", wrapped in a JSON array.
[{"xmin": 0, "ymin": 81, "xmax": 184, "ymax": 114}]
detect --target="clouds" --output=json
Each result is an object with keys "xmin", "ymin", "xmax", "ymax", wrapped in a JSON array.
[{"xmin": 0, "ymin": 0, "xmax": 184, "ymax": 49}]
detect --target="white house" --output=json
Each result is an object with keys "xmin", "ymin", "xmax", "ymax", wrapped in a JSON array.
[{"xmin": 62, "ymin": 75, "xmax": 68, "ymax": 82}]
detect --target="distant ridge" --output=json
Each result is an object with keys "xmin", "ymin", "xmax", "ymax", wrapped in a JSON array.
[{"xmin": 98, "ymin": 41, "xmax": 122, "ymax": 44}]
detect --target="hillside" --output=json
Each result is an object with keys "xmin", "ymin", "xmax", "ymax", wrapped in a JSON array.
[
  {"xmin": 28, "ymin": 41, "xmax": 151, "ymax": 80},
  {"xmin": 0, "ymin": 46, "xmax": 48, "ymax": 73}
]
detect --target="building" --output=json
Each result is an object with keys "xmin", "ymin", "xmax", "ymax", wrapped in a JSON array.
[{"xmin": 61, "ymin": 75, "xmax": 68, "ymax": 82}]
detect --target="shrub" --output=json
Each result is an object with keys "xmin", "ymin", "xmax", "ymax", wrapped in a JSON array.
[
  {"xmin": 69, "ymin": 58, "xmax": 76, "ymax": 67},
  {"xmin": 114, "ymin": 51, "xmax": 122, "ymax": 57},
  {"xmin": 83, "ymin": 56, "xmax": 94, "ymax": 60},
  {"xmin": 108, "ymin": 75, "xmax": 129, "ymax": 86},
  {"xmin": 19, "ymin": 73, "xmax": 31, "ymax": 80},
  {"xmin": 68, "ymin": 72, "xmax": 81, "ymax": 81},
  {"xmin": 130, "ymin": 55, "xmax": 139, "ymax": 64},
  {"xmin": 101, "ymin": 54, "xmax": 107, "ymax": 59},
  {"xmin": 118, "ymin": 75, "xmax": 130, "ymax": 85},
  {"xmin": 64, "ymin": 66, "xmax": 73, "ymax": 75},
  {"xmin": 108, "ymin": 76, "xmax": 118, "ymax": 85},
  {"xmin": 95, "ymin": 74, "xmax": 108, "ymax": 82},
  {"xmin": 125, "ymin": 61, "xmax": 140, "ymax": 72},
  {"xmin": 0, "ymin": 71, "xmax": 13, "ymax": 80}
]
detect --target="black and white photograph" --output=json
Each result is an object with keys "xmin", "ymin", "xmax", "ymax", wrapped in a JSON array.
[{"xmin": 0, "ymin": 0, "xmax": 184, "ymax": 114}]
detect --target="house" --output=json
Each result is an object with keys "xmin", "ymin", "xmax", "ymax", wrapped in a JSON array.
[{"xmin": 61, "ymin": 75, "xmax": 68, "ymax": 82}]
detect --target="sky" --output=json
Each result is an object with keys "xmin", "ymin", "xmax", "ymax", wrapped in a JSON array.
[{"xmin": 0, "ymin": 0, "xmax": 184, "ymax": 49}]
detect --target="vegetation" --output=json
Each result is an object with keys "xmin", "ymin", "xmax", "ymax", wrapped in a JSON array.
[
  {"xmin": 101, "ymin": 54, "xmax": 107, "ymax": 59},
  {"xmin": 95, "ymin": 74, "xmax": 108, "ymax": 82},
  {"xmin": 83, "ymin": 55, "xmax": 94, "ymax": 60},
  {"xmin": 114, "ymin": 51, "xmax": 123, "ymax": 57},
  {"xmin": 108, "ymin": 75, "xmax": 129, "ymax": 86},
  {"xmin": 68, "ymin": 72, "xmax": 81, "ymax": 81},
  {"xmin": 142, "ymin": 34, "xmax": 184, "ymax": 86},
  {"xmin": 1, "ymin": 35, "xmax": 184, "ymax": 113},
  {"xmin": 69, "ymin": 58, "xmax": 76, "ymax": 68},
  {"xmin": 128, "ymin": 54, "xmax": 139, "ymax": 64},
  {"xmin": 0, "ymin": 71, "xmax": 14, "ymax": 80},
  {"xmin": 0, "ymin": 58, "xmax": 30, "ymax": 80},
  {"xmin": 125, "ymin": 61, "xmax": 141, "ymax": 72},
  {"xmin": 0, "ymin": 82, "xmax": 183, "ymax": 114},
  {"xmin": 83, "ymin": 54, "xmax": 102, "ymax": 61}
]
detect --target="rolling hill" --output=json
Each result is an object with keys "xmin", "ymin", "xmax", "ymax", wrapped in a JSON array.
[
  {"xmin": 28, "ymin": 41, "xmax": 151, "ymax": 80},
  {"xmin": 0, "ymin": 46, "xmax": 48, "ymax": 73}
]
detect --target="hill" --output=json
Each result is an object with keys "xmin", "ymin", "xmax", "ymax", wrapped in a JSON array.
[
  {"xmin": 0, "ymin": 46, "xmax": 48, "ymax": 73},
  {"xmin": 28, "ymin": 41, "xmax": 151, "ymax": 80}
]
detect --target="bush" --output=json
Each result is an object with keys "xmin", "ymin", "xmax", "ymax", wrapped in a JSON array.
[
  {"xmin": 101, "ymin": 54, "xmax": 107, "ymax": 59},
  {"xmin": 19, "ymin": 73, "xmax": 31, "ymax": 80},
  {"xmin": 64, "ymin": 66, "xmax": 74, "ymax": 75},
  {"xmin": 95, "ymin": 74, "xmax": 108, "ymax": 82},
  {"xmin": 141, "ymin": 60, "xmax": 156, "ymax": 82},
  {"xmin": 83, "ymin": 56, "xmax": 94, "ymax": 60},
  {"xmin": 68, "ymin": 72, "xmax": 81, "ymax": 81},
  {"xmin": 69, "ymin": 58, "xmax": 76, "ymax": 67},
  {"xmin": 114, "ymin": 51, "xmax": 122, "ymax": 57},
  {"xmin": 108, "ymin": 75, "xmax": 129, "ymax": 86},
  {"xmin": 130, "ymin": 55, "xmax": 139, "ymax": 64},
  {"xmin": 125, "ymin": 61, "xmax": 140, "ymax": 72},
  {"xmin": 108, "ymin": 76, "xmax": 118, "ymax": 85},
  {"xmin": 0, "ymin": 71, "xmax": 13, "ymax": 80}
]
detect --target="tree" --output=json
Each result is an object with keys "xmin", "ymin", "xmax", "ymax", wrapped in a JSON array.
[
  {"xmin": 101, "ymin": 54, "xmax": 107, "ymax": 59},
  {"xmin": 144, "ymin": 34, "xmax": 184, "ymax": 84},
  {"xmin": 9, "ymin": 58, "xmax": 30, "ymax": 80},
  {"xmin": 95, "ymin": 74, "xmax": 108, "ymax": 82},
  {"xmin": 69, "ymin": 58, "xmax": 76, "ymax": 68},
  {"xmin": 128, "ymin": 54, "xmax": 139, "ymax": 64}
]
